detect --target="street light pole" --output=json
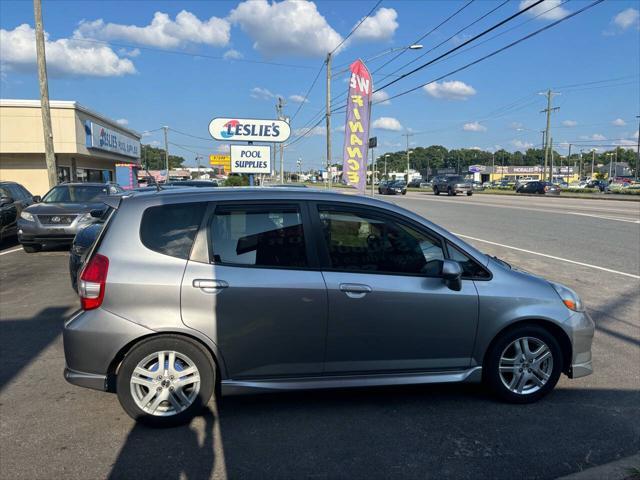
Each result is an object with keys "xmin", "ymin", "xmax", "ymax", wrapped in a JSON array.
[
  {"xmin": 384, "ymin": 154, "xmax": 389, "ymax": 179},
  {"xmin": 636, "ymin": 115, "xmax": 640, "ymax": 180},
  {"xmin": 591, "ymin": 149, "xmax": 596, "ymax": 179},
  {"xmin": 325, "ymin": 52, "xmax": 332, "ymax": 190}
]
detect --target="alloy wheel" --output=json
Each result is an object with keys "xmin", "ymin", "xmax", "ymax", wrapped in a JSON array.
[
  {"xmin": 129, "ymin": 350, "xmax": 201, "ymax": 416},
  {"xmin": 498, "ymin": 337, "xmax": 553, "ymax": 395}
]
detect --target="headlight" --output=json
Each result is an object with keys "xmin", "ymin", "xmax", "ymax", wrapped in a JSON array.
[
  {"xmin": 20, "ymin": 211, "xmax": 34, "ymax": 221},
  {"xmin": 551, "ymin": 282, "xmax": 584, "ymax": 312}
]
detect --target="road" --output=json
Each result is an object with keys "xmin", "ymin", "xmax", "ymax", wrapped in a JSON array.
[{"xmin": 0, "ymin": 193, "xmax": 638, "ymax": 480}]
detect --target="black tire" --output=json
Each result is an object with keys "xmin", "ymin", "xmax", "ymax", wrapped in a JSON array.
[
  {"xmin": 466, "ymin": 191, "xmax": 473, "ymax": 196},
  {"xmin": 116, "ymin": 335, "xmax": 216, "ymax": 427},
  {"xmin": 447, "ymin": 187, "xmax": 455, "ymax": 196},
  {"xmin": 484, "ymin": 325, "xmax": 563, "ymax": 404},
  {"xmin": 433, "ymin": 188, "xmax": 440, "ymax": 195},
  {"xmin": 22, "ymin": 244, "xmax": 42, "ymax": 253},
  {"xmin": 402, "ymin": 191, "xmax": 407, "ymax": 195}
]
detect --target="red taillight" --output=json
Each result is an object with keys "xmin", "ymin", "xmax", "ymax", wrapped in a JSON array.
[{"xmin": 78, "ymin": 253, "xmax": 109, "ymax": 310}]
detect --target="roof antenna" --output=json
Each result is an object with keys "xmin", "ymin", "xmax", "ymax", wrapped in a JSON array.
[{"xmin": 144, "ymin": 166, "xmax": 162, "ymax": 192}]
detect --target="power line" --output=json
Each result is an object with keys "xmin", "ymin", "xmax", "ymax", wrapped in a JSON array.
[
  {"xmin": 377, "ymin": 0, "xmax": 510, "ymax": 80},
  {"xmin": 71, "ymin": 37, "xmax": 316, "ymax": 70},
  {"xmin": 169, "ymin": 127, "xmax": 213, "ymax": 142},
  {"xmin": 374, "ymin": 0, "xmax": 546, "ymax": 94},
  {"xmin": 330, "ymin": 0, "xmax": 383, "ymax": 55},
  {"xmin": 291, "ymin": 63, "xmax": 324, "ymax": 120},
  {"xmin": 372, "ymin": 0, "xmax": 476, "ymax": 74},
  {"xmin": 375, "ymin": 0, "xmax": 606, "ymax": 106}
]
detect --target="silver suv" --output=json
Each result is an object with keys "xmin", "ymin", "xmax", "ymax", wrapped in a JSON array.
[{"xmin": 63, "ymin": 188, "xmax": 594, "ymax": 427}]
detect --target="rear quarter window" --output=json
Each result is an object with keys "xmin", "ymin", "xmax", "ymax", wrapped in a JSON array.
[{"xmin": 140, "ymin": 202, "xmax": 207, "ymax": 259}]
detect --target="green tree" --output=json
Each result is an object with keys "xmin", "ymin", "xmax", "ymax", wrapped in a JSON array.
[
  {"xmin": 225, "ymin": 175, "xmax": 249, "ymax": 186},
  {"xmin": 140, "ymin": 144, "xmax": 185, "ymax": 170}
]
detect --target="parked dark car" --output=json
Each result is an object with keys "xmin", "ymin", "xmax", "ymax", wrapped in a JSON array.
[
  {"xmin": 17, "ymin": 182, "xmax": 123, "ymax": 252},
  {"xmin": 586, "ymin": 179, "xmax": 607, "ymax": 192},
  {"xmin": 516, "ymin": 181, "xmax": 560, "ymax": 195},
  {"xmin": 433, "ymin": 175, "xmax": 472, "ymax": 196},
  {"xmin": 379, "ymin": 180, "xmax": 407, "ymax": 195},
  {"xmin": 407, "ymin": 178, "xmax": 423, "ymax": 188},
  {"xmin": 0, "ymin": 181, "xmax": 39, "ymax": 243}
]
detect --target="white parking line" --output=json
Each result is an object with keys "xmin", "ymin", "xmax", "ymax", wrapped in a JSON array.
[
  {"xmin": 0, "ymin": 247, "xmax": 22, "ymax": 256},
  {"xmin": 453, "ymin": 233, "xmax": 640, "ymax": 280},
  {"xmin": 403, "ymin": 195, "xmax": 640, "ymax": 224}
]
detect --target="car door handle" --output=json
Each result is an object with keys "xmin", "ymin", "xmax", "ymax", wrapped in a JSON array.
[
  {"xmin": 193, "ymin": 279, "xmax": 228, "ymax": 293},
  {"xmin": 339, "ymin": 283, "xmax": 372, "ymax": 299}
]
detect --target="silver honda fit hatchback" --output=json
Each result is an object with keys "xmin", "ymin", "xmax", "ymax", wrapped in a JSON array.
[{"xmin": 63, "ymin": 188, "xmax": 594, "ymax": 427}]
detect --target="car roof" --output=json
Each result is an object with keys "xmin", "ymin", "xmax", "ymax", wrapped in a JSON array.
[{"xmin": 54, "ymin": 182, "xmax": 112, "ymax": 187}]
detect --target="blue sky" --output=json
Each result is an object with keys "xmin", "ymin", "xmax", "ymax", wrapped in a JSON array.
[{"xmin": 1, "ymin": 0, "xmax": 638, "ymax": 170}]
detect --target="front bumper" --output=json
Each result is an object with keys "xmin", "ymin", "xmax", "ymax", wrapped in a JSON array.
[
  {"xmin": 453, "ymin": 186, "xmax": 472, "ymax": 194},
  {"xmin": 63, "ymin": 308, "xmax": 157, "ymax": 391},
  {"xmin": 18, "ymin": 218, "xmax": 92, "ymax": 245},
  {"xmin": 566, "ymin": 310, "xmax": 595, "ymax": 379}
]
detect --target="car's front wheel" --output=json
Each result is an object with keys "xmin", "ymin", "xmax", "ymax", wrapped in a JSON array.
[
  {"xmin": 433, "ymin": 188, "xmax": 440, "ymax": 195},
  {"xmin": 116, "ymin": 335, "xmax": 216, "ymax": 427},
  {"xmin": 466, "ymin": 191, "xmax": 473, "ymax": 196},
  {"xmin": 485, "ymin": 325, "xmax": 562, "ymax": 404}
]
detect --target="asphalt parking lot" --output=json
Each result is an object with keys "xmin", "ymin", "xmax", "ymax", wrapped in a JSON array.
[{"xmin": 1, "ymin": 192, "xmax": 638, "ymax": 480}]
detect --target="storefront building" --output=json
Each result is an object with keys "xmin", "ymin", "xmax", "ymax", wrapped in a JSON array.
[
  {"xmin": 0, "ymin": 99, "xmax": 141, "ymax": 195},
  {"xmin": 467, "ymin": 164, "xmax": 579, "ymax": 183}
]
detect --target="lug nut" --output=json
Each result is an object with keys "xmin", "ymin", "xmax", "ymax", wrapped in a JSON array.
[
  {"xmin": 156, "ymin": 387, "xmax": 162, "ymax": 392},
  {"xmin": 169, "ymin": 386, "xmax": 174, "ymax": 391}
]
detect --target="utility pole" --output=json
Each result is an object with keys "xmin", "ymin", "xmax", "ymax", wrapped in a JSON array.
[
  {"xmin": 162, "ymin": 126, "xmax": 169, "ymax": 182},
  {"xmin": 591, "ymin": 149, "xmax": 596, "ymax": 178},
  {"xmin": 567, "ymin": 144, "xmax": 572, "ymax": 184},
  {"xmin": 636, "ymin": 115, "xmax": 640, "ymax": 180},
  {"xmin": 540, "ymin": 89, "xmax": 560, "ymax": 182},
  {"xmin": 276, "ymin": 97, "xmax": 286, "ymax": 184},
  {"xmin": 550, "ymin": 137, "xmax": 554, "ymax": 183},
  {"xmin": 33, "ymin": 0, "xmax": 57, "ymax": 188},
  {"xmin": 325, "ymin": 52, "xmax": 333, "ymax": 189},
  {"xmin": 384, "ymin": 154, "xmax": 389, "ymax": 179},
  {"xmin": 402, "ymin": 132, "xmax": 413, "ymax": 183}
]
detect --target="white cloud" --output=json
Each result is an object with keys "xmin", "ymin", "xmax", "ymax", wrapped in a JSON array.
[
  {"xmin": 463, "ymin": 121, "xmax": 487, "ymax": 132},
  {"xmin": 294, "ymin": 125, "xmax": 326, "ymax": 137},
  {"xmin": 350, "ymin": 8, "xmax": 398, "ymax": 42},
  {"xmin": 0, "ymin": 24, "xmax": 135, "ymax": 77},
  {"xmin": 372, "ymin": 90, "xmax": 391, "ymax": 105},
  {"xmin": 116, "ymin": 118, "xmax": 129, "ymax": 126},
  {"xmin": 519, "ymin": 0, "xmax": 570, "ymax": 21},
  {"xmin": 615, "ymin": 139, "xmax": 637, "ymax": 150},
  {"xmin": 511, "ymin": 139, "xmax": 534, "ymax": 149},
  {"xmin": 117, "ymin": 47, "xmax": 140, "ymax": 57},
  {"xmin": 562, "ymin": 120, "xmax": 577, "ymax": 127},
  {"xmin": 229, "ymin": 0, "xmax": 342, "ymax": 57},
  {"xmin": 372, "ymin": 117, "xmax": 403, "ymax": 131},
  {"xmin": 223, "ymin": 49, "xmax": 243, "ymax": 60},
  {"xmin": 635, "ymin": 130, "xmax": 639, "ymax": 139},
  {"xmin": 580, "ymin": 133, "xmax": 606, "ymax": 141},
  {"xmin": 250, "ymin": 87, "xmax": 276, "ymax": 100},
  {"xmin": 510, "ymin": 122, "xmax": 523, "ymax": 129},
  {"xmin": 613, "ymin": 8, "xmax": 639, "ymax": 30},
  {"xmin": 289, "ymin": 94, "xmax": 309, "ymax": 104},
  {"xmin": 424, "ymin": 80, "xmax": 476, "ymax": 100},
  {"xmin": 74, "ymin": 11, "xmax": 230, "ymax": 48},
  {"xmin": 334, "ymin": 125, "xmax": 345, "ymax": 133},
  {"xmin": 612, "ymin": 118, "xmax": 626, "ymax": 126}
]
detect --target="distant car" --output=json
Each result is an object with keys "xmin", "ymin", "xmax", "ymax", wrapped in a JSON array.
[
  {"xmin": 516, "ymin": 181, "xmax": 560, "ymax": 195},
  {"xmin": 379, "ymin": 180, "xmax": 407, "ymax": 195},
  {"xmin": 586, "ymin": 180, "xmax": 607, "ymax": 192},
  {"xmin": 419, "ymin": 180, "xmax": 433, "ymax": 189},
  {"xmin": 471, "ymin": 181, "xmax": 484, "ymax": 191},
  {"xmin": 432, "ymin": 175, "xmax": 472, "ymax": 196},
  {"xmin": 166, "ymin": 180, "xmax": 218, "ymax": 188},
  {"xmin": 17, "ymin": 182, "xmax": 123, "ymax": 252},
  {"xmin": 407, "ymin": 178, "xmax": 423, "ymax": 188},
  {"xmin": 1, "ymin": 181, "xmax": 39, "ymax": 243}
]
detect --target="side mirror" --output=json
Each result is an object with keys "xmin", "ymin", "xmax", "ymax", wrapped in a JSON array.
[
  {"xmin": 33, "ymin": 195, "xmax": 41, "ymax": 203},
  {"xmin": 0, "ymin": 196, "xmax": 14, "ymax": 207},
  {"xmin": 442, "ymin": 259, "xmax": 463, "ymax": 291}
]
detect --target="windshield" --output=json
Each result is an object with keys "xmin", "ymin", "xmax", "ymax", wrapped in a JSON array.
[
  {"xmin": 42, "ymin": 185, "xmax": 109, "ymax": 203},
  {"xmin": 448, "ymin": 176, "xmax": 465, "ymax": 183}
]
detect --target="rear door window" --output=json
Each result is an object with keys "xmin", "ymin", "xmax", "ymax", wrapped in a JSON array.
[
  {"xmin": 210, "ymin": 204, "xmax": 308, "ymax": 268},
  {"xmin": 140, "ymin": 202, "xmax": 207, "ymax": 259}
]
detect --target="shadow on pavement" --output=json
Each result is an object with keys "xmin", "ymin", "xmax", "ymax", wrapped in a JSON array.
[
  {"xmin": 107, "ymin": 383, "xmax": 640, "ymax": 479},
  {"xmin": 0, "ymin": 306, "xmax": 72, "ymax": 391},
  {"xmin": 108, "ymin": 407, "xmax": 217, "ymax": 480}
]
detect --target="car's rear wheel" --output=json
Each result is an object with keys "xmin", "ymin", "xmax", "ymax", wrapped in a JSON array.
[
  {"xmin": 466, "ymin": 191, "xmax": 473, "ymax": 196},
  {"xmin": 433, "ymin": 188, "xmax": 440, "ymax": 195},
  {"xmin": 447, "ymin": 187, "xmax": 455, "ymax": 196},
  {"xmin": 116, "ymin": 335, "xmax": 215, "ymax": 427},
  {"xmin": 485, "ymin": 325, "xmax": 562, "ymax": 404},
  {"xmin": 22, "ymin": 244, "xmax": 42, "ymax": 253}
]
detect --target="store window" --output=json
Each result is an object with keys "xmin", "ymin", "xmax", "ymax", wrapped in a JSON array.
[{"xmin": 57, "ymin": 166, "xmax": 71, "ymax": 183}]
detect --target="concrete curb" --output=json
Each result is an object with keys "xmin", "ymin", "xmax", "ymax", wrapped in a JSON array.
[{"xmin": 557, "ymin": 453, "xmax": 640, "ymax": 480}]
